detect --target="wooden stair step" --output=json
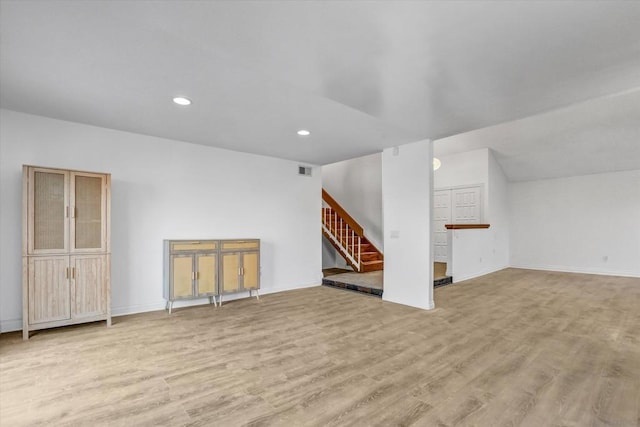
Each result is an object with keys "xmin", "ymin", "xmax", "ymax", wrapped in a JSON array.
[
  {"xmin": 360, "ymin": 252, "xmax": 382, "ymax": 261},
  {"xmin": 322, "ymin": 201, "xmax": 383, "ymax": 272},
  {"xmin": 360, "ymin": 260, "xmax": 384, "ymax": 272}
]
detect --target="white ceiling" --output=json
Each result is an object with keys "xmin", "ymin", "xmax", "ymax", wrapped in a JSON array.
[
  {"xmin": 435, "ymin": 89, "xmax": 640, "ymax": 181},
  {"xmin": 1, "ymin": 1, "xmax": 640, "ymax": 174}
]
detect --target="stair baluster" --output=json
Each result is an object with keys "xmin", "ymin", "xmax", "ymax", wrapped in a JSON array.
[{"xmin": 321, "ymin": 190, "xmax": 383, "ymax": 272}]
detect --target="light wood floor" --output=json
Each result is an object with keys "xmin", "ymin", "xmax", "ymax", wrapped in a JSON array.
[
  {"xmin": 1, "ymin": 268, "xmax": 639, "ymax": 426},
  {"xmin": 434, "ymin": 262, "xmax": 447, "ymax": 280}
]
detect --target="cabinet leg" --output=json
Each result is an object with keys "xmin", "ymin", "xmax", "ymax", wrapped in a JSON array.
[
  {"xmin": 169, "ymin": 301, "xmax": 173, "ymax": 314},
  {"xmin": 23, "ymin": 329, "xmax": 29, "ymax": 341},
  {"xmin": 255, "ymin": 289, "xmax": 260, "ymax": 300},
  {"xmin": 219, "ymin": 294, "xmax": 222, "ymax": 307},
  {"xmin": 106, "ymin": 317, "xmax": 112, "ymax": 327}
]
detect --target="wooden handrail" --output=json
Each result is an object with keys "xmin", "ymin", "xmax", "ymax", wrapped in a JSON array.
[
  {"xmin": 445, "ymin": 224, "xmax": 490, "ymax": 229},
  {"xmin": 322, "ymin": 189, "xmax": 364, "ymax": 236}
]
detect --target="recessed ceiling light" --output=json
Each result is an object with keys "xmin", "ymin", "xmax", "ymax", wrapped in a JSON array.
[
  {"xmin": 173, "ymin": 97, "xmax": 191, "ymax": 106},
  {"xmin": 297, "ymin": 130, "xmax": 310, "ymax": 136},
  {"xmin": 433, "ymin": 157, "xmax": 441, "ymax": 171}
]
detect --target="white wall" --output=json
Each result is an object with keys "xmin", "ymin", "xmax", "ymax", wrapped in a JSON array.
[
  {"xmin": 509, "ymin": 170, "xmax": 640, "ymax": 277},
  {"xmin": 446, "ymin": 151, "xmax": 510, "ymax": 282},
  {"xmin": 431, "ymin": 147, "xmax": 509, "ymax": 282},
  {"xmin": 322, "ymin": 153, "xmax": 383, "ymax": 251},
  {"xmin": 321, "ymin": 237, "xmax": 339, "ymax": 269},
  {"xmin": 486, "ymin": 150, "xmax": 510, "ymax": 271},
  {"xmin": 0, "ymin": 110, "xmax": 322, "ymax": 332},
  {"xmin": 382, "ymin": 140, "xmax": 433, "ymax": 310},
  {"xmin": 434, "ymin": 148, "xmax": 489, "ymax": 218}
]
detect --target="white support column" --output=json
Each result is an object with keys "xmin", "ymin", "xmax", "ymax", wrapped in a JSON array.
[{"xmin": 382, "ymin": 139, "xmax": 434, "ymax": 310}]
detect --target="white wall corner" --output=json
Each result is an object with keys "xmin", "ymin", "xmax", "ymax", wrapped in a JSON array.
[{"xmin": 382, "ymin": 139, "xmax": 434, "ymax": 310}]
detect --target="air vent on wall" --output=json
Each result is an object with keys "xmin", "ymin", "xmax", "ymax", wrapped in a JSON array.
[{"xmin": 298, "ymin": 166, "xmax": 312, "ymax": 176}]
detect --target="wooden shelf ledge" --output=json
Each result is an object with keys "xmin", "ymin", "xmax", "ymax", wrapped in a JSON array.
[{"xmin": 445, "ymin": 224, "xmax": 490, "ymax": 230}]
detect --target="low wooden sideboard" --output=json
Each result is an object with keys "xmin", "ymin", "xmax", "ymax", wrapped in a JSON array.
[{"xmin": 163, "ymin": 239, "xmax": 260, "ymax": 313}]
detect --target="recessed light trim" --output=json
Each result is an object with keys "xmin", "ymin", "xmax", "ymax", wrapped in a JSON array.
[
  {"xmin": 173, "ymin": 97, "xmax": 192, "ymax": 106},
  {"xmin": 297, "ymin": 129, "xmax": 310, "ymax": 136}
]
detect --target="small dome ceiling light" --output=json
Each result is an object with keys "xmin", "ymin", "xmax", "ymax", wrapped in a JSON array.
[
  {"xmin": 297, "ymin": 129, "xmax": 310, "ymax": 136},
  {"xmin": 173, "ymin": 97, "xmax": 192, "ymax": 106},
  {"xmin": 433, "ymin": 157, "xmax": 441, "ymax": 171}
]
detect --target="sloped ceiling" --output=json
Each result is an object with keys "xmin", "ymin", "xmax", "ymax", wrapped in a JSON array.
[
  {"xmin": 1, "ymin": 1, "xmax": 639, "ymax": 175},
  {"xmin": 434, "ymin": 89, "xmax": 640, "ymax": 181}
]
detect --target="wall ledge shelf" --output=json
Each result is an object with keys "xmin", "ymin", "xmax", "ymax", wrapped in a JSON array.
[{"xmin": 445, "ymin": 224, "xmax": 490, "ymax": 230}]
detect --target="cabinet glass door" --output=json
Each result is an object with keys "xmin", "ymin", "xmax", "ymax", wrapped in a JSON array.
[
  {"xmin": 196, "ymin": 254, "xmax": 217, "ymax": 295},
  {"xmin": 71, "ymin": 173, "xmax": 105, "ymax": 252},
  {"xmin": 30, "ymin": 168, "xmax": 69, "ymax": 254}
]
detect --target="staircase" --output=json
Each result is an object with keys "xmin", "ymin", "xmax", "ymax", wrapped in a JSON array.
[{"xmin": 322, "ymin": 189, "xmax": 384, "ymax": 272}]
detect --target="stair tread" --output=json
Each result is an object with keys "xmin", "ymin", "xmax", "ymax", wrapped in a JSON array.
[{"xmin": 322, "ymin": 207, "xmax": 383, "ymax": 272}]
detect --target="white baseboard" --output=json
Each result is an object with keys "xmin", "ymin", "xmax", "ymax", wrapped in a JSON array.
[
  {"xmin": 111, "ymin": 302, "xmax": 168, "ymax": 317},
  {"xmin": 261, "ymin": 281, "xmax": 321, "ymax": 295},
  {"xmin": 1, "ymin": 281, "xmax": 324, "ymax": 333},
  {"xmin": 382, "ymin": 295, "xmax": 434, "ymax": 311},
  {"xmin": 0, "ymin": 318, "xmax": 22, "ymax": 333},
  {"xmin": 509, "ymin": 264, "xmax": 640, "ymax": 278},
  {"xmin": 452, "ymin": 265, "xmax": 509, "ymax": 283},
  {"xmin": 114, "ymin": 281, "xmax": 322, "ymax": 314}
]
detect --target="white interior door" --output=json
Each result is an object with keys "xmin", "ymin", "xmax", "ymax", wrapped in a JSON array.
[{"xmin": 433, "ymin": 189, "xmax": 451, "ymax": 263}]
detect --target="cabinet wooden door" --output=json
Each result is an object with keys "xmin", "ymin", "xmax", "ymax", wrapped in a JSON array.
[
  {"xmin": 28, "ymin": 256, "xmax": 70, "ymax": 324},
  {"xmin": 28, "ymin": 168, "xmax": 69, "ymax": 255},
  {"xmin": 172, "ymin": 255, "xmax": 194, "ymax": 298},
  {"xmin": 221, "ymin": 252, "xmax": 241, "ymax": 294},
  {"xmin": 196, "ymin": 253, "xmax": 217, "ymax": 296},
  {"xmin": 242, "ymin": 252, "xmax": 259, "ymax": 290},
  {"xmin": 221, "ymin": 251, "xmax": 259, "ymax": 293},
  {"xmin": 70, "ymin": 172, "xmax": 107, "ymax": 253},
  {"xmin": 71, "ymin": 255, "xmax": 107, "ymax": 319}
]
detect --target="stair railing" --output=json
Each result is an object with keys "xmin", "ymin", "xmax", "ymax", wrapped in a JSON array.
[{"xmin": 322, "ymin": 190, "xmax": 363, "ymax": 271}]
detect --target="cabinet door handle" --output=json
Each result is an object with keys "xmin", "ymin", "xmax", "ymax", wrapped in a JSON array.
[
  {"xmin": 65, "ymin": 267, "xmax": 69, "ymax": 278},
  {"xmin": 192, "ymin": 272, "xmax": 195, "ymax": 280},
  {"xmin": 71, "ymin": 267, "xmax": 75, "ymax": 279},
  {"xmin": 196, "ymin": 272, "xmax": 200, "ymax": 280}
]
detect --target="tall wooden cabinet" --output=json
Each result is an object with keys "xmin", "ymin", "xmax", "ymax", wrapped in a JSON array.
[{"xmin": 22, "ymin": 165, "xmax": 111, "ymax": 340}]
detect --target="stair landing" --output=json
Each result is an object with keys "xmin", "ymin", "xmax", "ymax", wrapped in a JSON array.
[
  {"xmin": 322, "ymin": 270, "xmax": 383, "ymax": 297},
  {"xmin": 322, "ymin": 267, "xmax": 453, "ymax": 297}
]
